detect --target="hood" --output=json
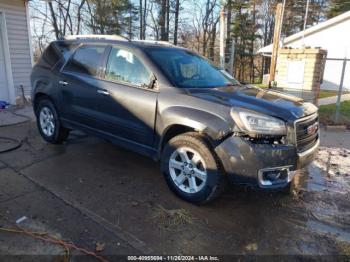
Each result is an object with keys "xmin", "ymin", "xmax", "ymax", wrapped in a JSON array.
[{"xmin": 186, "ymin": 85, "xmax": 318, "ymax": 121}]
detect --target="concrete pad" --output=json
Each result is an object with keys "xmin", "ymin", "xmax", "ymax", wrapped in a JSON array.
[
  {"xmin": 0, "ymin": 123, "xmax": 66, "ymax": 171},
  {"xmin": 14, "ymin": 106, "xmax": 35, "ymax": 121},
  {"xmin": 0, "ymin": 186, "xmax": 136, "ymax": 257},
  {"xmin": 0, "ymin": 168, "xmax": 37, "ymax": 202},
  {"xmin": 1, "ymin": 119, "xmax": 349, "ymax": 256},
  {"xmin": 0, "ymin": 110, "xmax": 31, "ymax": 127},
  {"xmin": 20, "ymin": 133, "xmax": 345, "ymax": 255}
]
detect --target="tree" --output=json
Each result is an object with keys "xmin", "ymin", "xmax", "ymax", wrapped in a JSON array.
[
  {"xmin": 147, "ymin": 1, "xmax": 160, "ymax": 39},
  {"xmin": 173, "ymin": 0, "xmax": 180, "ymax": 44},
  {"xmin": 29, "ymin": 0, "xmax": 331, "ymax": 85},
  {"xmin": 327, "ymin": 0, "xmax": 350, "ymax": 18},
  {"xmin": 140, "ymin": 0, "xmax": 143, "ymax": 39},
  {"xmin": 166, "ymin": 0, "xmax": 170, "ymax": 40},
  {"xmin": 282, "ymin": 0, "xmax": 327, "ymax": 37},
  {"xmin": 32, "ymin": 0, "xmax": 88, "ymax": 40},
  {"xmin": 139, "ymin": 0, "xmax": 148, "ymax": 39},
  {"xmin": 202, "ymin": 0, "xmax": 219, "ymax": 57},
  {"xmin": 159, "ymin": 0, "xmax": 167, "ymax": 40},
  {"xmin": 259, "ymin": 0, "xmax": 278, "ymax": 76},
  {"xmin": 48, "ymin": 1, "xmax": 60, "ymax": 39},
  {"xmin": 85, "ymin": 0, "xmax": 136, "ymax": 36},
  {"xmin": 230, "ymin": 0, "xmax": 251, "ymax": 80}
]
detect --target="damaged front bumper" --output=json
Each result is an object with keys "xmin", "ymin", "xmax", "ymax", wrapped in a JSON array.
[{"xmin": 214, "ymin": 135, "xmax": 319, "ymax": 188}]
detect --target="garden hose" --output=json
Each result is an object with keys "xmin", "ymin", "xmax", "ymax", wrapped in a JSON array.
[
  {"xmin": 0, "ymin": 136, "xmax": 22, "ymax": 154},
  {"xmin": 0, "ymin": 108, "xmax": 32, "ymax": 154}
]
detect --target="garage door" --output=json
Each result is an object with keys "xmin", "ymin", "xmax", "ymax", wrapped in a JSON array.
[{"xmin": 0, "ymin": 13, "xmax": 9, "ymax": 102}]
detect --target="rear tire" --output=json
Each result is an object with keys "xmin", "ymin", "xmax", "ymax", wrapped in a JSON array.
[
  {"xmin": 35, "ymin": 99, "xmax": 69, "ymax": 144},
  {"xmin": 161, "ymin": 132, "xmax": 226, "ymax": 204}
]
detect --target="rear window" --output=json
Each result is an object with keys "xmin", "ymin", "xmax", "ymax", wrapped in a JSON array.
[{"xmin": 38, "ymin": 42, "xmax": 78, "ymax": 69}]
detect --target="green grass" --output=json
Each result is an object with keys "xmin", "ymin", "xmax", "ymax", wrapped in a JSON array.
[
  {"xmin": 319, "ymin": 100, "xmax": 350, "ymax": 126},
  {"xmin": 254, "ymin": 83, "xmax": 269, "ymax": 89},
  {"xmin": 318, "ymin": 90, "xmax": 339, "ymax": 99}
]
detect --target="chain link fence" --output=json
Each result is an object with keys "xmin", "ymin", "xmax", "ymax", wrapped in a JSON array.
[{"xmin": 320, "ymin": 58, "xmax": 350, "ymax": 126}]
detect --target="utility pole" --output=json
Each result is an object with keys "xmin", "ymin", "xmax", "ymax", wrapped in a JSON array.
[
  {"xmin": 219, "ymin": 9, "xmax": 226, "ymax": 69},
  {"xmin": 335, "ymin": 58, "xmax": 347, "ymax": 123},
  {"xmin": 269, "ymin": 3, "xmax": 283, "ymax": 86},
  {"xmin": 302, "ymin": 0, "xmax": 310, "ymax": 46}
]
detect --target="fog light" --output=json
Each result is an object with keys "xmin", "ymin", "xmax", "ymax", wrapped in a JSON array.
[
  {"xmin": 264, "ymin": 169, "xmax": 288, "ymax": 181},
  {"xmin": 258, "ymin": 166, "xmax": 292, "ymax": 187}
]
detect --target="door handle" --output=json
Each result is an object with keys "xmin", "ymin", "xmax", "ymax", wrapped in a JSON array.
[
  {"xmin": 97, "ymin": 89, "xmax": 110, "ymax": 96},
  {"xmin": 59, "ymin": 80, "xmax": 68, "ymax": 86}
]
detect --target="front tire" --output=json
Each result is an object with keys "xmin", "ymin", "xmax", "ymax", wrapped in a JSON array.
[
  {"xmin": 35, "ymin": 99, "xmax": 69, "ymax": 144},
  {"xmin": 161, "ymin": 133, "xmax": 226, "ymax": 204}
]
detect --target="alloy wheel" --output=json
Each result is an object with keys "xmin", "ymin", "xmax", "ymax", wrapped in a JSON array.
[
  {"xmin": 39, "ymin": 106, "xmax": 55, "ymax": 137},
  {"xmin": 169, "ymin": 147, "xmax": 207, "ymax": 194}
]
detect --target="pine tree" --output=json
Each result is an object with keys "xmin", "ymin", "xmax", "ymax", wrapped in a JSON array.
[
  {"xmin": 283, "ymin": 0, "xmax": 327, "ymax": 37},
  {"xmin": 327, "ymin": 0, "xmax": 350, "ymax": 18},
  {"xmin": 88, "ymin": 0, "xmax": 136, "ymax": 36},
  {"xmin": 229, "ymin": 0, "xmax": 260, "ymax": 82}
]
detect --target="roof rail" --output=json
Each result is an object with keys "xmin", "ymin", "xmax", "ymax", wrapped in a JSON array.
[
  {"xmin": 132, "ymin": 40, "xmax": 174, "ymax": 46},
  {"xmin": 64, "ymin": 34, "xmax": 129, "ymax": 41}
]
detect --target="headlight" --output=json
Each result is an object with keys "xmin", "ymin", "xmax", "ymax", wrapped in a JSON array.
[{"xmin": 231, "ymin": 108, "xmax": 286, "ymax": 136}]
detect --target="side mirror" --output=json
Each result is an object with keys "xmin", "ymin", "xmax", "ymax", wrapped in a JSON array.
[{"xmin": 148, "ymin": 74, "xmax": 157, "ymax": 89}]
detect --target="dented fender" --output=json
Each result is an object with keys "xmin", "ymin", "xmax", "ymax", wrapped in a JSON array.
[{"xmin": 157, "ymin": 106, "xmax": 234, "ymax": 144}]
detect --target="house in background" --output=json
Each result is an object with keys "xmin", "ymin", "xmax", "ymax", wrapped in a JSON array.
[
  {"xmin": 0, "ymin": 0, "xmax": 33, "ymax": 105},
  {"xmin": 258, "ymin": 11, "xmax": 350, "ymax": 91}
]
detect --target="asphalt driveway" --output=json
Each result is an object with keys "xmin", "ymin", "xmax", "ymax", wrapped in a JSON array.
[{"xmin": 0, "ymin": 107, "xmax": 350, "ymax": 260}]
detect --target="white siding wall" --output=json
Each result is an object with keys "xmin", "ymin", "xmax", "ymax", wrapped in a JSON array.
[
  {"xmin": 0, "ymin": 0, "xmax": 32, "ymax": 100},
  {"xmin": 283, "ymin": 20, "xmax": 350, "ymax": 91}
]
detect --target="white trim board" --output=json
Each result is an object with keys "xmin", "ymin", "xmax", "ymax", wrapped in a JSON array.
[
  {"xmin": 0, "ymin": 11, "xmax": 15, "ymax": 104},
  {"xmin": 25, "ymin": 1, "xmax": 34, "ymax": 66}
]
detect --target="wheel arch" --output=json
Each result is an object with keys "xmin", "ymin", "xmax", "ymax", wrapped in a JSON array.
[
  {"xmin": 33, "ymin": 92, "xmax": 53, "ymax": 112},
  {"xmin": 157, "ymin": 106, "xmax": 233, "ymax": 156},
  {"xmin": 159, "ymin": 124, "xmax": 197, "ymax": 153}
]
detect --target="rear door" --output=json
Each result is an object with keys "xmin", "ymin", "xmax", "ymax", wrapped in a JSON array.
[
  {"xmin": 97, "ymin": 46, "xmax": 158, "ymax": 147},
  {"xmin": 59, "ymin": 44, "xmax": 109, "ymax": 129}
]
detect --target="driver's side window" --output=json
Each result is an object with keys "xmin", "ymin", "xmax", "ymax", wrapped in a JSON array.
[{"xmin": 105, "ymin": 47, "xmax": 152, "ymax": 87}]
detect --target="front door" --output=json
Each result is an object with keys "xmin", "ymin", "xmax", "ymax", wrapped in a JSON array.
[{"xmin": 97, "ymin": 46, "xmax": 158, "ymax": 147}]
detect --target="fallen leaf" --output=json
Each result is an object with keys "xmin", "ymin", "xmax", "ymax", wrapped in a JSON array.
[
  {"xmin": 245, "ymin": 243, "xmax": 258, "ymax": 251},
  {"xmin": 95, "ymin": 242, "xmax": 105, "ymax": 252}
]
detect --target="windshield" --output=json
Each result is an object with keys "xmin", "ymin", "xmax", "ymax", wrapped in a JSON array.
[{"xmin": 145, "ymin": 48, "xmax": 240, "ymax": 88}]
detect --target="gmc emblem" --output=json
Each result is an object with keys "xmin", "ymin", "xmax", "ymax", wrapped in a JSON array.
[{"xmin": 307, "ymin": 122, "xmax": 319, "ymax": 135}]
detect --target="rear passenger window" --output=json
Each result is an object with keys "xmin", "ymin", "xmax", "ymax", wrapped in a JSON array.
[{"xmin": 64, "ymin": 45, "xmax": 107, "ymax": 76}]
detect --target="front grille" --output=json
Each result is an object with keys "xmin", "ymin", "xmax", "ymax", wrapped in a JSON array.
[{"xmin": 295, "ymin": 114, "xmax": 319, "ymax": 153}]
